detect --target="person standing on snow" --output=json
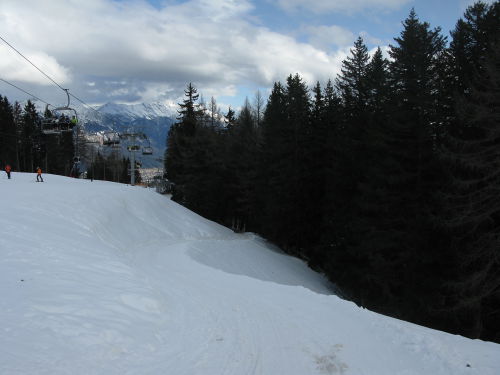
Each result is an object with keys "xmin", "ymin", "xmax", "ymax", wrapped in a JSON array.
[
  {"xmin": 36, "ymin": 166, "xmax": 43, "ymax": 182},
  {"xmin": 5, "ymin": 164, "xmax": 11, "ymax": 179}
]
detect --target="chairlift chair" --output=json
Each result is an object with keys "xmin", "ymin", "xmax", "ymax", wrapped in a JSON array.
[
  {"xmin": 41, "ymin": 118, "xmax": 60, "ymax": 135},
  {"xmin": 102, "ymin": 132, "xmax": 120, "ymax": 146},
  {"xmin": 142, "ymin": 146, "xmax": 153, "ymax": 155},
  {"xmin": 41, "ymin": 91, "xmax": 78, "ymax": 135},
  {"xmin": 142, "ymin": 137, "xmax": 153, "ymax": 155}
]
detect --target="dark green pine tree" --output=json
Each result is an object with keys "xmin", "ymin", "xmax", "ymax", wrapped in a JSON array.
[
  {"xmin": 317, "ymin": 38, "xmax": 373, "ymax": 291},
  {"xmin": 284, "ymin": 74, "xmax": 311, "ymax": 254},
  {"xmin": 225, "ymin": 106, "xmax": 236, "ymax": 131},
  {"xmin": 165, "ymin": 83, "xmax": 226, "ymax": 220},
  {"xmin": 367, "ymin": 9, "xmax": 448, "ymax": 317},
  {"xmin": 334, "ymin": 36, "xmax": 371, "ymax": 228},
  {"xmin": 19, "ymin": 100, "xmax": 42, "ymax": 172},
  {"xmin": 300, "ymin": 81, "xmax": 329, "ymax": 262},
  {"xmin": 335, "ymin": 36, "xmax": 370, "ymax": 119},
  {"xmin": 165, "ymin": 83, "xmax": 204, "ymax": 203},
  {"xmin": 313, "ymin": 80, "xmax": 344, "ymax": 271},
  {"xmin": 331, "ymin": 46, "xmax": 393, "ymax": 306},
  {"xmin": 441, "ymin": 24, "xmax": 500, "ymax": 341},
  {"xmin": 449, "ymin": 1, "xmax": 500, "ymax": 97},
  {"xmin": 12, "ymin": 101, "xmax": 22, "ymax": 170},
  {"xmin": 225, "ymin": 99, "xmax": 260, "ymax": 232},
  {"xmin": 259, "ymin": 81, "xmax": 289, "ymax": 247},
  {"xmin": 0, "ymin": 95, "xmax": 17, "ymax": 170},
  {"xmin": 365, "ymin": 47, "xmax": 390, "ymax": 115}
]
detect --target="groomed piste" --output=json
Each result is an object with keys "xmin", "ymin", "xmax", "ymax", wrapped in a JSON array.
[{"xmin": 1, "ymin": 172, "xmax": 499, "ymax": 375}]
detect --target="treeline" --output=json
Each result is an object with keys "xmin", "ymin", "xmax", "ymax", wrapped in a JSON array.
[
  {"xmin": 0, "ymin": 97, "xmax": 135, "ymax": 183},
  {"xmin": 0, "ymin": 98, "xmax": 75, "ymax": 175},
  {"xmin": 87, "ymin": 151, "xmax": 139, "ymax": 184},
  {"xmin": 166, "ymin": 3, "xmax": 500, "ymax": 341}
]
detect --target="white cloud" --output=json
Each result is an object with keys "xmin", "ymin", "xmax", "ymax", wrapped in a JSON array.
[
  {"xmin": 0, "ymin": 45, "xmax": 71, "ymax": 85},
  {"xmin": 0, "ymin": 0, "xmax": 350, "ymax": 105},
  {"xmin": 305, "ymin": 25, "xmax": 355, "ymax": 50},
  {"xmin": 276, "ymin": 0, "xmax": 410, "ymax": 14}
]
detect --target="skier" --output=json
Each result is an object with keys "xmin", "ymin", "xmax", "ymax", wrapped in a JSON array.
[
  {"xmin": 5, "ymin": 164, "xmax": 11, "ymax": 179},
  {"xmin": 36, "ymin": 166, "xmax": 43, "ymax": 182}
]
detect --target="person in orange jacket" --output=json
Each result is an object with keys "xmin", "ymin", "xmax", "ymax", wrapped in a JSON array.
[
  {"xmin": 5, "ymin": 164, "xmax": 11, "ymax": 179},
  {"xmin": 36, "ymin": 166, "xmax": 43, "ymax": 182}
]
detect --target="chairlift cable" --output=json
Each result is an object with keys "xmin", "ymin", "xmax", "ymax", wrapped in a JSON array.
[
  {"xmin": 0, "ymin": 77, "xmax": 53, "ymax": 107},
  {"xmin": 0, "ymin": 35, "xmax": 67, "ymax": 94},
  {"xmin": 69, "ymin": 92, "xmax": 101, "ymax": 116}
]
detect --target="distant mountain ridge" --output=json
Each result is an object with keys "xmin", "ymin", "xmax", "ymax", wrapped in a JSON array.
[
  {"xmin": 75, "ymin": 101, "xmax": 179, "ymax": 126},
  {"xmin": 96, "ymin": 101, "xmax": 179, "ymax": 121},
  {"xmin": 77, "ymin": 101, "xmax": 178, "ymax": 168}
]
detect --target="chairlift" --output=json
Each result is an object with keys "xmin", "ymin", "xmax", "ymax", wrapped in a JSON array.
[
  {"xmin": 142, "ymin": 146, "xmax": 153, "ymax": 155},
  {"xmin": 41, "ymin": 90, "xmax": 78, "ymax": 135},
  {"xmin": 102, "ymin": 131, "xmax": 121, "ymax": 146},
  {"xmin": 142, "ymin": 137, "xmax": 153, "ymax": 155},
  {"xmin": 41, "ymin": 118, "xmax": 61, "ymax": 135},
  {"xmin": 127, "ymin": 145, "xmax": 140, "ymax": 152}
]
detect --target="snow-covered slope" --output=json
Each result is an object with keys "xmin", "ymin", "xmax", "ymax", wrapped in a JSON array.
[{"xmin": 1, "ymin": 173, "xmax": 499, "ymax": 375}]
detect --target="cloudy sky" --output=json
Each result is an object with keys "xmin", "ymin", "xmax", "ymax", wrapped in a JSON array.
[{"xmin": 0, "ymin": 0, "xmax": 491, "ymax": 111}]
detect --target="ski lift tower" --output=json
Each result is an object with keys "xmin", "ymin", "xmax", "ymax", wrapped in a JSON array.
[{"xmin": 121, "ymin": 131, "xmax": 146, "ymax": 186}]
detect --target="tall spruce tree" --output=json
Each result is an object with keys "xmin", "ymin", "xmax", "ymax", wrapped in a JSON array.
[
  {"xmin": 444, "ymin": 47, "xmax": 500, "ymax": 341},
  {"xmin": 165, "ymin": 83, "xmax": 204, "ymax": 203},
  {"xmin": 301, "ymin": 82, "xmax": 327, "ymax": 250},
  {"xmin": 259, "ymin": 82, "xmax": 289, "ymax": 247},
  {"xmin": 226, "ymin": 99, "xmax": 259, "ymax": 232},
  {"xmin": 313, "ymin": 80, "xmax": 344, "ymax": 271},
  {"xmin": 449, "ymin": 1, "xmax": 500, "ymax": 97},
  {"xmin": 0, "ymin": 95, "xmax": 17, "ymax": 169},
  {"xmin": 372, "ymin": 9, "xmax": 448, "ymax": 317},
  {"xmin": 440, "ymin": 2, "xmax": 500, "ymax": 340},
  {"xmin": 165, "ymin": 83, "xmax": 225, "ymax": 220},
  {"xmin": 335, "ymin": 36, "xmax": 370, "ymax": 119},
  {"xmin": 19, "ymin": 100, "xmax": 41, "ymax": 172}
]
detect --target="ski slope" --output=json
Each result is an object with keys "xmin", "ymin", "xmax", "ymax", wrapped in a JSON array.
[{"xmin": 1, "ymin": 172, "xmax": 499, "ymax": 375}]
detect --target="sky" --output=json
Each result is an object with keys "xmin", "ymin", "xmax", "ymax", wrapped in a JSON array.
[{"xmin": 0, "ymin": 0, "xmax": 494, "ymax": 112}]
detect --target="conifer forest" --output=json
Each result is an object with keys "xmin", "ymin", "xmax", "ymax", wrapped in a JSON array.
[{"xmin": 165, "ymin": 3, "xmax": 500, "ymax": 342}]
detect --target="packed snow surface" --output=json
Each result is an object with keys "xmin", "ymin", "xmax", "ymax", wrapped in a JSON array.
[{"xmin": 1, "ymin": 172, "xmax": 499, "ymax": 375}]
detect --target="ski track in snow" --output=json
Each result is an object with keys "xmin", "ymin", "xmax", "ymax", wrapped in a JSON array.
[{"xmin": 1, "ymin": 172, "xmax": 499, "ymax": 375}]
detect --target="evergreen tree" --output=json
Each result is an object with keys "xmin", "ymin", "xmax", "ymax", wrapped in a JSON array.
[
  {"xmin": 441, "ymin": 9, "xmax": 500, "ymax": 340},
  {"xmin": 449, "ymin": 1, "xmax": 500, "ymax": 97},
  {"xmin": 165, "ymin": 83, "xmax": 204, "ymax": 202},
  {"xmin": 165, "ymin": 83, "xmax": 226, "ymax": 220},
  {"xmin": 335, "ymin": 36, "xmax": 370, "ymax": 118},
  {"xmin": 300, "ymin": 82, "xmax": 328, "ymax": 257},
  {"xmin": 226, "ymin": 99, "xmax": 259, "ymax": 232},
  {"xmin": 19, "ymin": 100, "xmax": 41, "ymax": 172},
  {"xmin": 369, "ymin": 9, "xmax": 447, "ymax": 316},
  {"xmin": 12, "ymin": 101, "xmax": 22, "ymax": 170},
  {"xmin": 318, "ymin": 38, "xmax": 373, "ymax": 290},
  {"xmin": 0, "ymin": 95, "xmax": 17, "ymax": 169},
  {"xmin": 259, "ymin": 82, "xmax": 289, "ymax": 246},
  {"xmin": 225, "ymin": 106, "xmax": 236, "ymax": 131}
]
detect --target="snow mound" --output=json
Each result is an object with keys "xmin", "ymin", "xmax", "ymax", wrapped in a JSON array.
[{"xmin": 1, "ymin": 172, "xmax": 499, "ymax": 375}]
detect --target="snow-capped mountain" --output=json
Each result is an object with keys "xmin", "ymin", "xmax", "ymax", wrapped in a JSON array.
[
  {"xmin": 95, "ymin": 101, "xmax": 179, "ymax": 121},
  {"xmin": 76, "ymin": 101, "xmax": 178, "ymax": 127},
  {"xmin": 76, "ymin": 101, "xmax": 178, "ymax": 168}
]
